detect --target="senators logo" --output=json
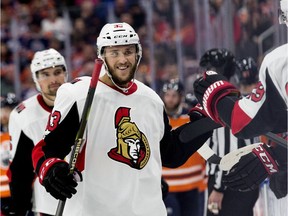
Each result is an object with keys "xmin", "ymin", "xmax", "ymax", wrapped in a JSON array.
[{"xmin": 108, "ymin": 107, "xmax": 150, "ymax": 169}]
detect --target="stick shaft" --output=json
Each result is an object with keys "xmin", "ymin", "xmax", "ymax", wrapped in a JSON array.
[
  {"xmin": 265, "ymin": 132, "xmax": 287, "ymax": 149},
  {"xmin": 55, "ymin": 200, "xmax": 66, "ymax": 216},
  {"xmin": 55, "ymin": 59, "xmax": 103, "ymax": 216},
  {"xmin": 197, "ymin": 142, "xmax": 221, "ymax": 164}
]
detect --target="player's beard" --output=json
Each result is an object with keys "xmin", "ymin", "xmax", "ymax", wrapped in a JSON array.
[
  {"xmin": 42, "ymin": 83, "xmax": 61, "ymax": 102},
  {"xmin": 107, "ymin": 62, "xmax": 137, "ymax": 87},
  {"xmin": 48, "ymin": 83, "xmax": 62, "ymax": 96}
]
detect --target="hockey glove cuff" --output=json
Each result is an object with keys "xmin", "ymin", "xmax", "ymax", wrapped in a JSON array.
[
  {"xmin": 188, "ymin": 103, "xmax": 207, "ymax": 122},
  {"xmin": 222, "ymin": 143, "xmax": 279, "ymax": 192},
  {"xmin": 39, "ymin": 158, "xmax": 81, "ymax": 201},
  {"xmin": 193, "ymin": 71, "xmax": 240, "ymax": 125}
]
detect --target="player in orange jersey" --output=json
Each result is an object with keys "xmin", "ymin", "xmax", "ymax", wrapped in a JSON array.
[{"xmin": 161, "ymin": 79, "xmax": 207, "ymax": 216}]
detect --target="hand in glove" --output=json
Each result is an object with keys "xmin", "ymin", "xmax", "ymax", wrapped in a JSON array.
[
  {"xmin": 188, "ymin": 103, "xmax": 207, "ymax": 122},
  {"xmin": 222, "ymin": 143, "xmax": 279, "ymax": 192},
  {"xmin": 39, "ymin": 158, "xmax": 82, "ymax": 201},
  {"xmin": 193, "ymin": 71, "xmax": 240, "ymax": 124}
]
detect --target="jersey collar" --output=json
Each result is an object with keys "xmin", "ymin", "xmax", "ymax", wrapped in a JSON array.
[
  {"xmin": 37, "ymin": 94, "xmax": 53, "ymax": 112},
  {"xmin": 99, "ymin": 80, "xmax": 138, "ymax": 95}
]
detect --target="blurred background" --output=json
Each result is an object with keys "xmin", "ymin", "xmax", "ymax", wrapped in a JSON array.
[{"xmin": 1, "ymin": 0, "xmax": 287, "ymax": 101}]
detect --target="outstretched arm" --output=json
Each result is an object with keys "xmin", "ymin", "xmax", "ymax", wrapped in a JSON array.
[{"xmin": 160, "ymin": 110, "xmax": 212, "ymax": 168}]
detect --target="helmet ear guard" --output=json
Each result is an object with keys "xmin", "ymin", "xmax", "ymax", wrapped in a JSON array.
[{"xmin": 30, "ymin": 48, "xmax": 68, "ymax": 91}]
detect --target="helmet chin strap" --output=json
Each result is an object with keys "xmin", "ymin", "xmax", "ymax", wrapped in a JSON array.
[
  {"xmin": 106, "ymin": 70, "xmax": 135, "ymax": 93},
  {"xmin": 101, "ymin": 53, "xmax": 141, "ymax": 93}
]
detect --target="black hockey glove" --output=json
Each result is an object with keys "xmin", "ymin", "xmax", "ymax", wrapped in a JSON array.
[
  {"xmin": 222, "ymin": 143, "xmax": 279, "ymax": 192},
  {"xmin": 188, "ymin": 103, "xmax": 207, "ymax": 122},
  {"xmin": 193, "ymin": 71, "xmax": 240, "ymax": 124},
  {"xmin": 269, "ymin": 169, "xmax": 288, "ymax": 199},
  {"xmin": 39, "ymin": 158, "xmax": 82, "ymax": 201}
]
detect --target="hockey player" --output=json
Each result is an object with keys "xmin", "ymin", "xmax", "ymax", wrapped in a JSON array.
[
  {"xmin": 0, "ymin": 93, "xmax": 19, "ymax": 133},
  {"xmin": 200, "ymin": 50, "xmax": 260, "ymax": 216},
  {"xmin": 161, "ymin": 79, "xmax": 207, "ymax": 216},
  {"xmin": 4, "ymin": 49, "xmax": 68, "ymax": 216},
  {"xmin": 31, "ymin": 22, "xmax": 212, "ymax": 216},
  {"xmin": 234, "ymin": 57, "xmax": 259, "ymax": 95},
  {"xmin": 0, "ymin": 93, "xmax": 19, "ymax": 214},
  {"xmin": 199, "ymin": 48, "xmax": 236, "ymax": 81},
  {"xmin": 193, "ymin": 0, "xmax": 287, "ymax": 199}
]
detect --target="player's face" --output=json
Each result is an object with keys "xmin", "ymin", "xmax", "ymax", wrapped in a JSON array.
[
  {"xmin": 37, "ymin": 66, "xmax": 66, "ymax": 103},
  {"xmin": 163, "ymin": 90, "xmax": 182, "ymax": 112},
  {"xmin": 104, "ymin": 45, "xmax": 137, "ymax": 87}
]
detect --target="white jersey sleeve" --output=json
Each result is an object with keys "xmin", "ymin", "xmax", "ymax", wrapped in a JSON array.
[
  {"xmin": 219, "ymin": 44, "xmax": 288, "ymax": 138},
  {"xmin": 8, "ymin": 94, "xmax": 61, "ymax": 215}
]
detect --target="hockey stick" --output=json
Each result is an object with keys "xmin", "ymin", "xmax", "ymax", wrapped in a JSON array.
[
  {"xmin": 180, "ymin": 117, "xmax": 288, "ymax": 148},
  {"xmin": 197, "ymin": 143, "xmax": 221, "ymax": 164},
  {"xmin": 219, "ymin": 133, "xmax": 287, "ymax": 171},
  {"xmin": 265, "ymin": 132, "xmax": 287, "ymax": 148},
  {"xmin": 55, "ymin": 59, "xmax": 103, "ymax": 216},
  {"xmin": 219, "ymin": 143, "xmax": 260, "ymax": 171},
  {"xmin": 181, "ymin": 118, "xmax": 287, "ymax": 165}
]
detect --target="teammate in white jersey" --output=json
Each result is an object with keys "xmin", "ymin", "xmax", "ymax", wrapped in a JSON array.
[
  {"xmin": 4, "ymin": 48, "xmax": 68, "ymax": 216},
  {"xmin": 200, "ymin": 49, "xmax": 260, "ymax": 216},
  {"xmin": 193, "ymin": 0, "xmax": 287, "ymax": 199},
  {"xmin": 31, "ymin": 22, "xmax": 212, "ymax": 216}
]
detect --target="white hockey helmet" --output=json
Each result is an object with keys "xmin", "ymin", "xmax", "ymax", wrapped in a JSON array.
[
  {"xmin": 279, "ymin": 0, "xmax": 288, "ymax": 26},
  {"xmin": 30, "ymin": 48, "xmax": 68, "ymax": 91},
  {"xmin": 96, "ymin": 22, "xmax": 142, "ymax": 65}
]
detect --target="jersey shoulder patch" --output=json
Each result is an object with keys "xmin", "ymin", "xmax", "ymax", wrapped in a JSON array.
[
  {"xmin": 15, "ymin": 103, "xmax": 26, "ymax": 113},
  {"xmin": 70, "ymin": 78, "xmax": 82, "ymax": 84},
  {"xmin": 70, "ymin": 76, "xmax": 91, "ymax": 84}
]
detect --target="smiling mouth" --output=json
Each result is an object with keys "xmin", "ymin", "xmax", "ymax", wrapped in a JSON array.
[{"xmin": 117, "ymin": 67, "xmax": 129, "ymax": 72}]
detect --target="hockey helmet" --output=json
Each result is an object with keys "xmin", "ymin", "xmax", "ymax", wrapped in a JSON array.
[
  {"xmin": 30, "ymin": 48, "xmax": 67, "ymax": 91},
  {"xmin": 162, "ymin": 79, "xmax": 184, "ymax": 95},
  {"xmin": 200, "ymin": 48, "xmax": 236, "ymax": 80},
  {"xmin": 96, "ymin": 22, "xmax": 142, "ymax": 65},
  {"xmin": 0, "ymin": 93, "xmax": 19, "ymax": 108},
  {"xmin": 235, "ymin": 57, "xmax": 258, "ymax": 85},
  {"xmin": 279, "ymin": 0, "xmax": 288, "ymax": 26}
]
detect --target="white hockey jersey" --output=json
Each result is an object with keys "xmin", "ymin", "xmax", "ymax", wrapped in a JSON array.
[
  {"xmin": 34, "ymin": 78, "xmax": 167, "ymax": 215},
  {"xmin": 32, "ymin": 75, "xmax": 213, "ymax": 215},
  {"xmin": 8, "ymin": 94, "xmax": 59, "ymax": 214},
  {"xmin": 218, "ymin": 43, "xmax": 288, "ymax": 138}
]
